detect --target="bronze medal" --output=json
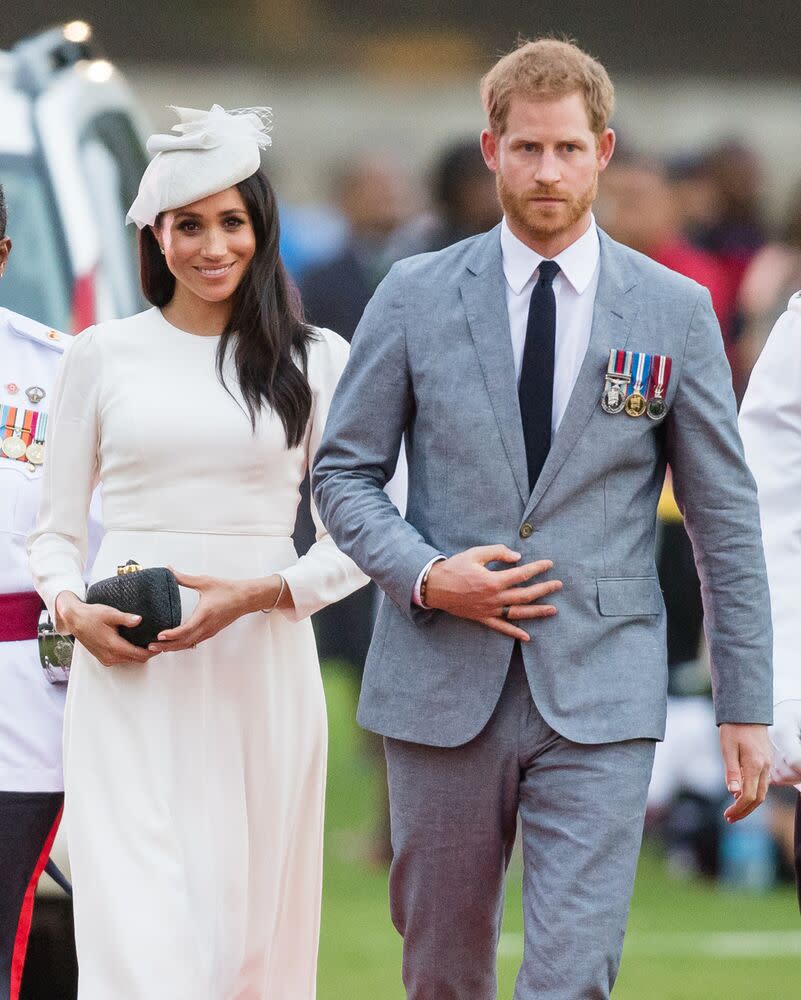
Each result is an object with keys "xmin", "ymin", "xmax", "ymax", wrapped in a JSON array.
[{"xmin": 624, "ymin": 392, "xmax": 647, "ymax": 418}]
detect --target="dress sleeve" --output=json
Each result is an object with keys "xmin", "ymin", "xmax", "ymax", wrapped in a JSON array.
[
  {"xmin": 27, "ymin": 328, "xmax": 102, "ymax": 624},
  {"xmin": 279, "ymin": 329, "xmax": 369, "ymax": 621},
  {"xmin": 739, "ymin": 296, "xmax": 801, "ymax": 704}
]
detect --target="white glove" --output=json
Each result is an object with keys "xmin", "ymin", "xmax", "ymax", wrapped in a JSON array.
[{"xmin": 769, "ymin": 700, "xmax": 801, "ymax": 786}]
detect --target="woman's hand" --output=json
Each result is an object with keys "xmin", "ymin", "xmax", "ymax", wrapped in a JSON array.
[
  {"xmin": 55, "ymin": 591, "xmax": 158, "ymax": 667},
  {"xmin": 147, "ymin": 569, "xmax": 286, "ymax": 653}
]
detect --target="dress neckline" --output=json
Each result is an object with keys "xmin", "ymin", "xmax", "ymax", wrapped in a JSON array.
[{"xmin": 155, "ymin": 308, "xmax": 224, "ymax": 342}]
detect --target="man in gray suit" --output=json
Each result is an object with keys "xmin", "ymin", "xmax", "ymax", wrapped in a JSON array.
[{"xmin": 313, "ymin": 38, "xmax": 773, "ymax": 1000}]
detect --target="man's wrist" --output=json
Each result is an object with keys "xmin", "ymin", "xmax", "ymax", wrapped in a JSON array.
[
  {"xmin": 413, "ymin": 556, "xmax": 445, "ymax": 609},
  {"xmin": 419, "ymin": 562, "xmax": 435, "ymax": 609}
]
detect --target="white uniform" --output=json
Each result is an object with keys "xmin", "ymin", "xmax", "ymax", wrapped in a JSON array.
[
  {"xmin": 0, "ymin": 308, "xmax": 71, "ymax": 793},
  {"xmin": 28, "ymin": 308, "xmax": 367, "ymax": 1000},
  {"xmin": 739, "ymin": 291, "xmax": 801, "ymax": 785}
]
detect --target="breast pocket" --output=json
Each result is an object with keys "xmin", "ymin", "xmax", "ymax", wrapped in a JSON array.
[
  {"xmin": 0, "ymin": 462, "xmax": 24, "ymax": 533},
  {"xmin": 596, "ymin": 576, "xmax": 664, "ymax": 616},
  {"xmin": 0, "ymin": 458, "xmax": 43, "ymax": 536}
]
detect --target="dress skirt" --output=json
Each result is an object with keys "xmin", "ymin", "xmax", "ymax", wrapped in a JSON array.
[{"xmin": 63, "ymin": 530, "xmax": 327, "ymax": 1000}]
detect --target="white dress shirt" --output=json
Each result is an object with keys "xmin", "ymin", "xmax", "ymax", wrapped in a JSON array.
[
  {"xmin": 502, "ymin": 214, "xmax": 601, "ymax": 435},
  {"xmin": 413, "ymin": 215, "xmax": 601, "ymax": 605}
]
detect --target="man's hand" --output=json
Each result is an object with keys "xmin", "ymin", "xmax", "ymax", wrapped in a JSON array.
[
  {"xmin": 424, "ymin": 545, "xmax": 562, "ymax": 641},
  {"xmin": 719, "ymin": 723, "xmax": 772, "ymax": 823},
  {"xmin": 768, "ymin": 700, "xmax": 801, "ymax": 785}
]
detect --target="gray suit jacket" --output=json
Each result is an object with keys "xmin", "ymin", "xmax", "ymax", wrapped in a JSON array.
[{"xmin": 312, "ymin": 226, "xmax": 773, "ymax": 747}]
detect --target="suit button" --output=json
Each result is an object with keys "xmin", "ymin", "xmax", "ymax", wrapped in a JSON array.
[{"xmin": 519, "ymin": 522, "xmax": 534, "ymax": 539}]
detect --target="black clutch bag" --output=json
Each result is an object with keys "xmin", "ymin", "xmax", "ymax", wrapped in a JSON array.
[{"xmin": 85, "ymin": 560, "xmax": 182, "ymax": 648}]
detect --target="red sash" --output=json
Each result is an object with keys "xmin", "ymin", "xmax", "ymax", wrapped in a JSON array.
[{"xmin": 0, "ymin": 592, "xmax": 43, "ymax": 642}]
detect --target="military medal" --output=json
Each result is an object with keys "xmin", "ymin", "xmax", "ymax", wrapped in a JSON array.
[
  {"xmin": 26, "ymin": 385, "xmax": 46, "ymax": 404},
  {"xmin": 624, "ymin": 352, "xmax": 651, "ymax": 418},
  {"xmin": 1, "ymin": 405, "xmax": 27, "ymax": 459},
  {"xmin": 601, "ymin": 349, "xmax": 633, "ymax": 414},
  {"xmin": 646, "ymin": 354, "xmax": 672, "ymax": 420},
  {"xmin": 26, "ymin": 411, "xmax": 46, "ymax": 466}
]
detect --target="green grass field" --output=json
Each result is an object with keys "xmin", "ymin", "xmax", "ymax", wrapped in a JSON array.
[{"xmin": 317, "ymin": 663, "xmax": 801, "ymax": 1000}]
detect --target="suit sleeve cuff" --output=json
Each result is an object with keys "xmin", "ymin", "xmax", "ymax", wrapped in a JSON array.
[{"xmin": 412, "ymin": 556, "xmax": 446, "ymax": 608}]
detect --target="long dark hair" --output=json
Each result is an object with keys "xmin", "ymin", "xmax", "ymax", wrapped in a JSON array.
[{"xmin": 139, "ymin": 169, "xmax": 315, "ymax": 448}]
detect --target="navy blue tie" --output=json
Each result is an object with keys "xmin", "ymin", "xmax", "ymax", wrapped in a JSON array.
[{"xmin": 519, "ymin": 260, "xmax": 560, "ymax": 492}]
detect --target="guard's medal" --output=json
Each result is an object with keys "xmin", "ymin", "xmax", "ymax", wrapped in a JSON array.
[
  {"xmin": 26, "ymin": 412, "xmax": 46, "ymax": 466},
  {"xmin": 1, "ymin": 404, "xmax": 27, "ymax": 459},
  {"xmin": 601, "ymin": 349, "xmax": 633, "ymax": 414},
  {"xmin": 647, "ymin": 354, "xmax": 672, "ymax": 421},
  {"xmin": 624, "ymin": 352, "xmax": 651, "ymax": 418}
]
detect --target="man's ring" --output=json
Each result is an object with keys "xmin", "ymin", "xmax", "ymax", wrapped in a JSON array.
[{"xmin": 501, "ymin": 606, "xmax": 511, "ymax": 621}]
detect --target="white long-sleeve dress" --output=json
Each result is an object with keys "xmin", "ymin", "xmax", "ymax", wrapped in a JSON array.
[{"xmin": 28, "ymin": 307, "xmax": 367, "ymax": 1000}]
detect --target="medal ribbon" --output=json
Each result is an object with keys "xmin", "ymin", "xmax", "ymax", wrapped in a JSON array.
[
  {"xmin": 21, "ymin": 408, "xmax": 35, "ymax": 445},
  {"xmin": 35, "ymin": 412, "xmax": 47, "ymax": 445},
  {"xmin": 1, "ymin": 404, "xmax": 15, "ymax": 440},
  {"xmin": 607, "ymin": 349, "xmax": 634, "ymax": 380},
  {"xmin": 628, "ymin": 352, "xmax": 652, "ymax": 397},
  {"xmin": 648, "ymin": 354, "xmax": 672, "ymax": 400}
]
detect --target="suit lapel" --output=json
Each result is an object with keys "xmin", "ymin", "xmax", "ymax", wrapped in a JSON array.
[
  {"xmin": 460, "ymin": 228, "xmax": 530, "ymax": 504},
  {"xmin": 522, "ymin": 232, "xmax": 640, "ymax": 518}
]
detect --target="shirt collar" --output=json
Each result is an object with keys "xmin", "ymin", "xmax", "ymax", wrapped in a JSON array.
[{"xmin": 501, "ymin": 214, "xmax": 600, "ymax": 295}]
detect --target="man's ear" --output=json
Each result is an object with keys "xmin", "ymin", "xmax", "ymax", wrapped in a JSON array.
[
  {"xmin": 480, "ymin": 129, "xmax": 499, "ymax": 173},
  {"xmin": 597, "ymin": 129, "xmax": 616, "ymax": 173}
]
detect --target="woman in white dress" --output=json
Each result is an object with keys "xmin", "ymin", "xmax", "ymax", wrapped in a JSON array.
[
  {"xmin": 28, "ymin": 106, "xmax": 367, "ymax": 999},
  {"xmin": 739, "ymin": 290, "xmax": 801, "ymax": 908}
]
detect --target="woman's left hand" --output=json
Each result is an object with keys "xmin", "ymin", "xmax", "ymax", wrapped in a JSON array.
[{"xmin": 148, "ymin": 568, "xmax": 282, "ymax": 653}]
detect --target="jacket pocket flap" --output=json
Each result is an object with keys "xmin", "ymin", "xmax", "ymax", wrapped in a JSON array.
[{"xmin": 597, "ymin": 577, "xmax": 662, "ymax": 616}]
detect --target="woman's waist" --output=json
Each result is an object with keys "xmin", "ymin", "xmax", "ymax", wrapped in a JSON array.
[{"xmin": 93, "ymin": 529, "xmax": 298, "ymax": 583}]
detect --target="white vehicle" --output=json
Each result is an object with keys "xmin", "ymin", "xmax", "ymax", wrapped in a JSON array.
[{"xmin": 0, "ymin": 22, "xmax": 150, "ymax": 331}]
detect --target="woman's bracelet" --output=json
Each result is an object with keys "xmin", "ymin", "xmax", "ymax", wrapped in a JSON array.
[{"xmin": 261, "ymin": 574, "xmax": 286, "ymax": 614}]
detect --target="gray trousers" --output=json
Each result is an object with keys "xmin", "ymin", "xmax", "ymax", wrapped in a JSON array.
[{"xmin": 384, "ymin": 649, "xmax": 656, "ymax": 1000}]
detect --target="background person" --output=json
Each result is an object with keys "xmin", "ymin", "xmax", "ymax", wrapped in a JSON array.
[
  {"xmin": 28, "ymin": 106, "xmax": 366, "ymax": 999},
  {"xmin": 299, "ymin": 154, "xmax": 415, "ymax": 864},
  {"xmin": 314, "ymin": 38, "xmax": 773, "ymax": 999},
  {"xmin": 388, "ymin": 138, "xmax": 502, "ymax": 259}
]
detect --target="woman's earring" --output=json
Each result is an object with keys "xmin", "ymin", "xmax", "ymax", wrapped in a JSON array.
[{"xmin": 159, "ymin": 246, "xmax": 165, "ymax": 256}]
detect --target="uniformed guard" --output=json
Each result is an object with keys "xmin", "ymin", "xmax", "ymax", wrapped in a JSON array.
[{"xmin": 0, "ymin": 182, "xmax": 98, "ymax": 1000}]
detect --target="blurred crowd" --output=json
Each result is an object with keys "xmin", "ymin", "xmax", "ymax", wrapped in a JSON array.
[{"xmin": 285, "ymin": 133, "xmax": 801, "ymax": 887}]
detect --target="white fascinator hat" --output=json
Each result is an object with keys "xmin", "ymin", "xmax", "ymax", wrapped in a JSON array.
[{"xmin": 127, "ymin": 104, "xmax": 273, "ymax": 229}]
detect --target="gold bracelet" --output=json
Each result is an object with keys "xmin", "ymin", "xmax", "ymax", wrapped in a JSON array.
[{"xmin": 261, "ymin": 575, "xmax": 286, "ymax": 614}]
